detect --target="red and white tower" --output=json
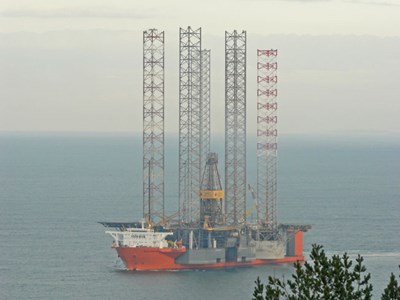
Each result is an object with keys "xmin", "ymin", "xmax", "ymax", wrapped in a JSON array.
[{"xmin": 257, "ymin": 49, "xmax": 278, "ymax": 237}]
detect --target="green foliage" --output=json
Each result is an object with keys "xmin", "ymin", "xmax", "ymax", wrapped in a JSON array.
[
  {"xmin": 252, "ymin": 244, "xmax": 400, "ymax": 300},
  {"xmin": 381, "ymin": 268, "xmax": 400, "ymax": 300},
  {"xmin": 253, "ymin": 277, "xmax": 265, "ymax": 300}
]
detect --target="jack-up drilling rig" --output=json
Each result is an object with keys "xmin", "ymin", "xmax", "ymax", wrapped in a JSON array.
[{"xmin": 100, "ymin": 27, "xmax": 311, "ymax": 271}]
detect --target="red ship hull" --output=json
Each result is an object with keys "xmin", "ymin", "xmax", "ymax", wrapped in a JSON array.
[{"xmin": 115, "ymin": 247, "xmax": 304, "ymax": 271}]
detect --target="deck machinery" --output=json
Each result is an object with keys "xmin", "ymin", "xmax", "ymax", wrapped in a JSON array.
[{"xmin": 167, "ymin": 153, "xmax": 311, "ymax": 265}]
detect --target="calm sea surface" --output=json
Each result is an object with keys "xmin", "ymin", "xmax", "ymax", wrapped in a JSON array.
[{"xmin": 0, "ymin": 133, "xmax": 399, "ymax": 299}]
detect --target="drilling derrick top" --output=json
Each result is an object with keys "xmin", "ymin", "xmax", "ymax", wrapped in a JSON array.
[{"xmin": 199, "ymin": 153, "xmax": 224, "ymax": 229}]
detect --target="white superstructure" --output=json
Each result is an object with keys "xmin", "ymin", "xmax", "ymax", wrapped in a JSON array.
[{"xmin": 105, "ymin": 222, "xmax": 172, "ymax": 248}]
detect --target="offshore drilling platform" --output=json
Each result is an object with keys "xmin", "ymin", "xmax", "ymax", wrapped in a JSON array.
[{"xmin": 101, "ymin": 27, "xmax": 311, "ymax": 270}]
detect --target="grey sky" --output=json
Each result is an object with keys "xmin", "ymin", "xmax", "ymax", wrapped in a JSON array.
[{"xmin": 1, "ymin": 0, "xmax": 399, "ymax": 135}]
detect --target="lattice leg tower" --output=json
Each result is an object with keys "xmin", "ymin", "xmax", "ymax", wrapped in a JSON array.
[
  {"xmin": 225, "ymin": 30, "xmax": 247, "ymax": 226},
  {"xmin": 200, "ymin": 49, "xmax": 211, "ymax": 180},
  {"xmin": 179, "ymin": 27, "xmax": 202, "ymax": 224},
  {"xmin": 143, "ymin": 29, "xmax": 165, "ymax": 224},
  {"xmin": 257, "ymin": 49, "xmax": 278, "ymax": 237}
]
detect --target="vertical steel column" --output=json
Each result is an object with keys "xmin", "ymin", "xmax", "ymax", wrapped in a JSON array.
[
  {"xmin": 179, "ymin": 27, "xmax": 202, "ymax": 224},
  {"xmin": 200, "ymin": 49, "xmax": 211, "ymax": 175},
  {"xmin": 257, "ymin": 49, "xmax": 278, "ymax": 235},
  {"xmin": 143, "ymin": 29, "xmax": 165, "ymax": 224},
  {"xmin": 225, "ymin": 30, "xmax": 247, "ymax": 225}
]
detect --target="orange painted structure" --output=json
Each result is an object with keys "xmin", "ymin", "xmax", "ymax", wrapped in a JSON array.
[
  {"xmin": 115, "ymin": 231, "xmax": 305, "ymax": 271},
  {"xmin": 294, "ymin": 231, "xmax": 303, "ymax": 257},
  {"xmin": 116, "ymin": 248, "xmax": 304, "ymax": 271}
]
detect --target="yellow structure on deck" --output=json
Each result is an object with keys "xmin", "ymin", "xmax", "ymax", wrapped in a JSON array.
[{"xmin": 200, "ymin": 190, "xmax": 224, "ymax": 199}]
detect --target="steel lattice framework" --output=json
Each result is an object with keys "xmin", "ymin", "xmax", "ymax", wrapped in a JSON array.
[
  {"xmin": 143, "ymin": 29, "xmax": 165, "ymax": 224},
  {"xmin": 200, "ymin": 153, "xmax": 224, "ymax": 228},
  {"xmin": 179, "ymin": 27, "xmax": 203, "ymax": 224},
  {"xmin": 200, "ymin": 49, "xmax": 211, "ymax": 178},
  {"xmin": 225, "ymin": 30, "xmax": 247, "ymax": 225},
  {"xmin": 256, "ymin": 49, "xmax": 278, "ymax": 235}
]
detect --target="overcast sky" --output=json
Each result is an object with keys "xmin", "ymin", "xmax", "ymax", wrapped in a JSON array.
[{"xmin": 1, "ymin": 0, "xmax": 399, "ymax": 135}]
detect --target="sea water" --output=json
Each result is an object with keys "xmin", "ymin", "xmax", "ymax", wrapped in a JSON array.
[{"xmin": 0, "ymin": 133, "xmax": 399, "ymax": 299}]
